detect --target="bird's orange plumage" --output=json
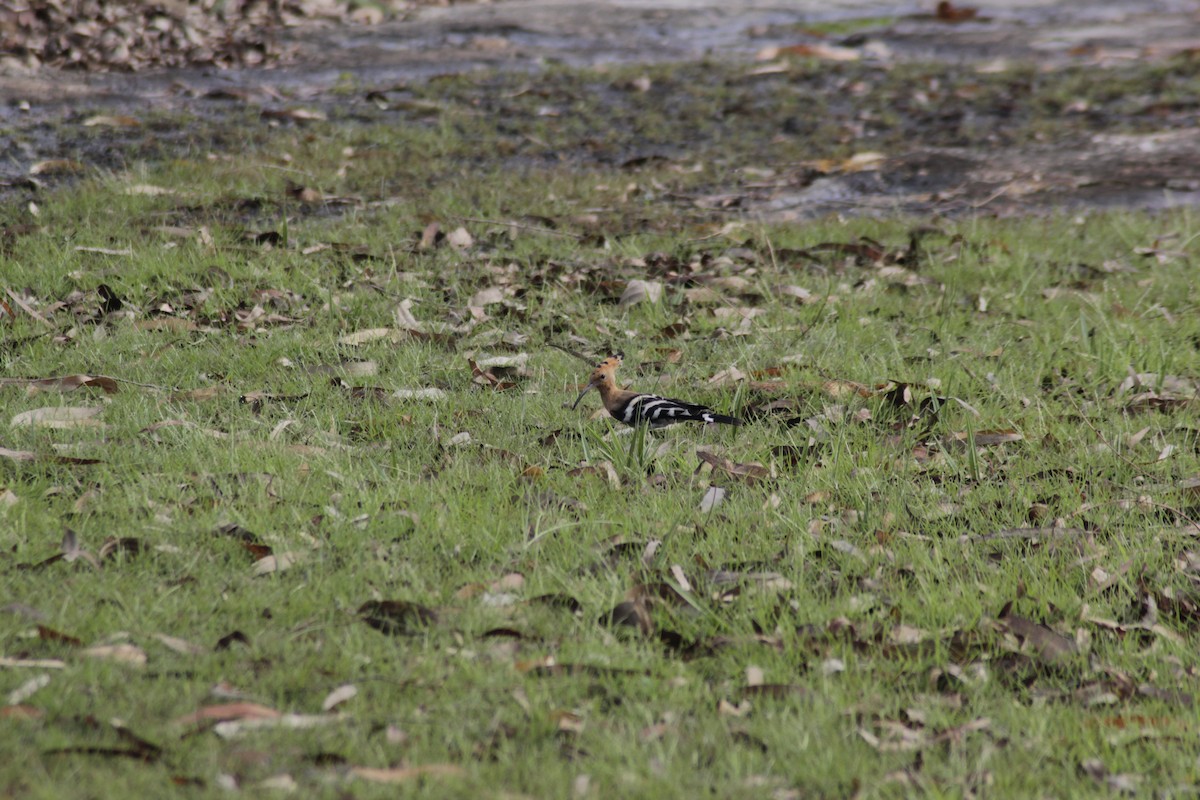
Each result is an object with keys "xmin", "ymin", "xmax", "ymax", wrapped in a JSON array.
[{"xmin": 572, "ymin": 354, "xmax": 742, "ymax": 429}]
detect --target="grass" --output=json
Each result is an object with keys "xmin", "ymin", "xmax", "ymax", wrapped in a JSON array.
[{"xmin": 2, "ymin": 55, "xmax": 1200, "ymax": 798}]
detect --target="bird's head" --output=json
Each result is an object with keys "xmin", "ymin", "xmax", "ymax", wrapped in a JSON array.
[{"xmin": 571, "ymin": 353, "xmax": 624, "ymax": 409}]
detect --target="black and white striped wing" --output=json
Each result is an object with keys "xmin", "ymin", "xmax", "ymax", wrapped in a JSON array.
[{"xmin": 617, "ymin": 393, "xmax": 735, "ymax": 428}]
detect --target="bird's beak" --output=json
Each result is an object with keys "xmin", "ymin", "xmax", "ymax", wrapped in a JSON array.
[{"xmin": 571, "ymin": 380, "xmax": 596, "ymax": 409}]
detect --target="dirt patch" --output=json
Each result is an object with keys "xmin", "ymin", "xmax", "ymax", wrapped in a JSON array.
[{"xmin": 2, "ymin": 0, "xmax": 1200, "ymax": 217}]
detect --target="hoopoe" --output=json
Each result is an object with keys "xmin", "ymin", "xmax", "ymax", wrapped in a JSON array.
[{"xmin": 572, "ymin": 354, "xmax": 743, "ymax": 429}]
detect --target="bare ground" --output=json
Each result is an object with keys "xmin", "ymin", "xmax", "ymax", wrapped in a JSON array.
[{"xmin": 2, "ymin": 0, "xmax": 1200, "ymax": 217}]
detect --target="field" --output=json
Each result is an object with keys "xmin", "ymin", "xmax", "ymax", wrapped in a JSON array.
[{"xmin": 3, "ymin": 56, "xmax": 1200, "ymax": 797}]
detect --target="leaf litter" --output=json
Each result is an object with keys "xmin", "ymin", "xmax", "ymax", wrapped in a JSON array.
[{"xmin": 5, "ymin": 31, "xmax": 1200, "ymax": 798}]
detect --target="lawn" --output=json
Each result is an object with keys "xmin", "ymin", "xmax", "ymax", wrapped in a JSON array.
[{"xmin": 2, "ymin": 56, "xmax": 1200, "ymax": 798}]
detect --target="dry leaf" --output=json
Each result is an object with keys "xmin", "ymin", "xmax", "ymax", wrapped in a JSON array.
[
  {"xmin": 697, "ymin": 449, "xmax": 771, "ymax": 485},
  {"xmin": 74, "ymin": 246, "xmax": 133, "ymax": 256},
  {"xmin": 338, "ymin": 328, "xmax": 405, "ymax": 346},
  {"xmin": 213, "ymin": 713, "xmax": 341, "ymax": 737},
  {"xmin": 757, "ymin": 43, "xmax": 860, "ymax": 62},
  {"xmin": 351, "ymin": 765, "xmax": 464, "ymax": 784},
  {"xmin": 262, "ymin": 107, "xmax": 326, "ymax": 122},
  {"xmin": 392, "ymin": 388, "xmax": 447, "ymax": 401},
  {"xmin": 125, "ymin": 184, "xmax": 176, "ymax": 196},
  {"xmin": 253, "ymin": 552, "xmax": 304, "ymax": 575},
  {"xmin": 700, "ymin": 486, "xmax": 726, "ymax": 513},
  {"xmin": 359, "ymin": 600, "xmax": 437, "ymax": 635},
  {"xmin": 470, "ymin": 287, "xmax": 506, "ymax": 307},
  {"xmin": 475, "ymin": 353, "xmax": 528, "ymax": 370},
  {"xmin": 446, "ymin": 227, "xmax": 473, "ymax": 249},
  {"xmin": 0, "ymin": 375, "xmax": 119, "ymax": 395},
  {"xmin": 83, "ymin": 115, "xmax": 141, "ymax": 128},
  {"xmin": 6, "ymin": 674, "xmax": 51, "ymax": 705},
  {"xmin": 999, "ymin": 603, "xmax": 1076, "ymax": 665},
  {"xmin": 936, "ymin": 0, "xmax": 979, "ymax": 22},
  {"xmin": 11, "ymin": 406, "xmax": 104, "ymax": 429},
  {"xmin": 620, "ymin": 280, "xmax": 663, "ymax": 308},
  {"xmin": 29, "ymin": 159, "xmax": 84, "ymax": 176},
  {"xmin": 0, "ymin": 657, "xmax": 66, "ymax": 669},
  {"xmin": 153, "ymin": 633, "xmax": 205, "ymax": 656},
  {"xmin": 321, "ymin": 684, "xmax": 358, "ymax": 712},
  {"xmin": 82, "ymin": 644, "xmax": 147, "ymax": 666},
  {"xmin": 172, "ymin": 702, "xmax": 280, "ymax": 727}
]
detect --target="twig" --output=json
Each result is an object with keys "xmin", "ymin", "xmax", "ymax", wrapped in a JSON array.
[
  {"xmin": 959, "ymin": 527, "xmax": 1091, "ymax": 543},
  {"xmin": 4, "ymin": 288, "xmax": 52, "ymax": 327},
  {"xmin": 795, "ymin": 293, "xmax": 829, "ymax": 342},
  {"xmin": 969, "ymin": 185, "xmax": 1012, "ymax": 210},
  {"xmin": 761, "ymin": 227, "xmax": 779, "ymax": 273},
  {"xmin": 549, "ymin": 343, "xmax": 596, "ymax": 365}
]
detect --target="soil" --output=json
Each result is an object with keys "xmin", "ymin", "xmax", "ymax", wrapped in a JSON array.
[{"xmin": 2, "ymin": 0, "xmax": 1200, "ymax": 217}]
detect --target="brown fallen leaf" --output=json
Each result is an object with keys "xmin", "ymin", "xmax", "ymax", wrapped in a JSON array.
[
  {"xmin": 350, "ymin": 765, "xmax": 464, "ymax": 784},
  {"xmin": 253, "ymin": 551, "xmax": 304, "ymax": 576},
  {"xmin": 83, "ymin": 115, "xmax": 140, "ymax": 128},
  {"xmin": 603, "ymin": 597, "xmax": 654, "ymax": 637},
  {"xmin": 19, "ymin": 528, "xmax": 100, "ymax": 570},
  {"xmin": 1, "ymin": 704, "xmax": 45, "ymax": 720},
  {"xmin": 29, "ymin": 159, "xmax": 85, "ymax": 176},
  {"xmin": 98, "ymin": 537, "xmax": 142, "ymax": 563},
  {"xmin": 948, "ymin": 429, "xmax": 1024, "ymax": 446},
  {"xmin": 0, "ymin": 447, "xmax": 38, "ymax": 464},
  {"xmin": 620, "ymin": 280, "xmax": 663, "ymax": 308},
  {"xmin": 134, "ymin": 317, "xmax": 199, "ymax": 333},
  {"xmin": 696, "ymin": 449, "xmax": 771, "ymax": 485},
  {"xmin": 936, "ymin": 0, "xmax": 979, "ymax": 22},
  {"xmin": 172, "ymin": 702, "xmax": 281, "ymax": 727},
  {"xmin": 82, "ymin": 644, "xmax": 147, "ymax": 667},
  {"xmin": 37, "ymin": 625, "xmax": 83, "ymax": 647},
  {"xmin": 998, "ymin": 602, "xmax": 1077, "ymax": 666},
  {"xmin": 358, "ymin": 600, "xmax": 438, "ymax": 635},
  {"xmin": 337, "ymin": 328, "xmax": 406, "ymax": 346},
  {"xmin": 261, "ymin": 107, "xmax": 327, "ymax": 123},
  {"xmin": 757, "ymin": 43, "xmax": 860, "ymax": 62},
  {"xmin": 285, "ymin": 182, "xmax": 323, "ymax": 203},
  {"xmin": 469, "ymin": 360, "xmax": 517, "ymax": 391},
  {"xmin": 418, "ymin": 222, "xmax": 442, "ymax": 249},
  {"xmin": 0, "ymin": 375, "xmax": 119, "ymax": 395},
  {"xmin": 3, "ymin": 288, "xmax": 52, "ymax": 327}
]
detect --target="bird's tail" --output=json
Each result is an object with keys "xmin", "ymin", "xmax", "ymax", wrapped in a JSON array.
[{"xmin": 704, "ymin": 413, "xmax": 743, "ymax": 426}]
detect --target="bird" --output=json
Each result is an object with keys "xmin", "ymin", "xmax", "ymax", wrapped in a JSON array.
[{"xmin": 571, "ymin": 354, "xmax": 743, "ymax": 429}]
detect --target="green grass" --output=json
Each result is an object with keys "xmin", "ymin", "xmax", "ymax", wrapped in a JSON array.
[{"xmin": 3, "ymin": 57, "xmax": 1200, "ymax": 798}]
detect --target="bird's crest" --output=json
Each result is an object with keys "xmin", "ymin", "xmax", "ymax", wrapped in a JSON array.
[{"xmin": 587, "ymin": 353, "xmax": 623, "ymax": 386}]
